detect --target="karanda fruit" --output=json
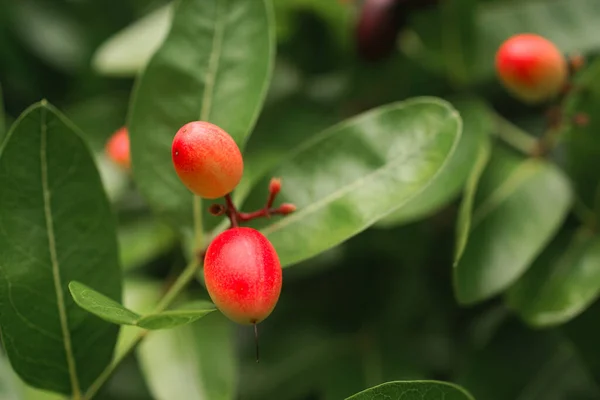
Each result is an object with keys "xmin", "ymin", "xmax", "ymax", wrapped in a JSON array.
[
  {"xmin": 495, "ymin": 33, "xmax": 567, "ymax": 103},
  {"xmin": 172, "ymin": 121, "xmax": 243, "ymax": 199},
  {"xmin": 204, "ymin": 227, "xmax": 282, "ymax": 325},
  {"xmin": 105, "ymin": 126, "xmax": 130, "ymax": 169}
]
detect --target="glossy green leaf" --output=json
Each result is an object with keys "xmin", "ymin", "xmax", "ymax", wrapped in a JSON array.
[
  {"xmin": 0, "ymin": 102, "xmax": 121, "ymax": 395},
  {"xmin": 118, "ymin": 219, "xmax": 177, "ymax": 271},
  {"xmin": 458, "ymin": 318, "xmax": 599, "ymax": 400},
  {"xmin": 69, "ymin": 282, "xmax": 215, "ymax": 330},
  {"xmin": 454, "ymin": 148, "xmax": 573, "ymax": 305},
  {"xmin": 409, "ymin": 0, "xmax": 600, "ymax": 83},
  {"xmin": 562, "ymin": 59, "xmax": 600, "ymax": 208},
  {"xmin": 507, "ymin": 230, "xmax": 600, "ymax": 327},
  {"xmin": 246, "ymin": 97, "xmax": 461, "ymax": 267},
  {"xmin": 346, "ymin": 381, "xmax": 474, "ymax": 400},
  {"xmin": 137, "ymin": 312, "xmax": 236, "ymax": 400},
  {"xmin": 92, "ymin": 4, "xmax": 173, "ymax": 76},
  {"xmin": 377, "ymin": 98, "xmax": 491, "ymax": 228},
  {"xmin": 128, "ymin": 0, "xmax": 275, "ymax": 234}
]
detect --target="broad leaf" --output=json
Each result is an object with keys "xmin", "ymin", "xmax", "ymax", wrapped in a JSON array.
[
  {"xmin": 128, "ymin": 0, "xmax": 275, "ymax": 236},
  {"xmin": 454, "ymin": 147, "xmax": 572, "ymax": 304},
  {"xmin": 92, "ymin": 4, "xmax": 173, "ymax": 76},
  {"xmin": 507, "ymin": 230, "xmax": 600, "ymax": 327},
  {"xmin": 457, "ymin": 318, "xmax": 600, "ymax": 400},
  {"xmin": 243, "ymin": 97, "xmax": 461, "ymax": 267},
  {"xmin": 377, "ymin": 98, "xmax": 491, "ymax": 228},
  {"xmin": 0, "ymin": 102, "xmax": 121, "ymax": 395},
  {"xmin": 137, "ymin": 312, "xmax": 236, "ymax": 400},
  {"xmin": 69, "ymin": 282, "xmax": 215, "ymax": 329},
  {"xmin": 562, "ymin": 59, "xmax": 600, "ymax": 208},
  {"xmin": 346, "ymin": 381, "xmax": 474, "ymax": 400},
  {"xmin": 409, "ymin": 0, "xmax": 600, "ymax": 83}
]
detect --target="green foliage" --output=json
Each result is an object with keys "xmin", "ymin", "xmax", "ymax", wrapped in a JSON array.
[
  {"xmin": 4, "ymin": 0, "xmax": 600, "ymax": 399},
  {"xmin": 0, "ymin": 103, "xmax": 121, "ymax": 396}
]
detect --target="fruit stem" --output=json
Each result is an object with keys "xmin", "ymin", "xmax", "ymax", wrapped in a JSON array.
[
  {"xmin": 254, "ymin": 322, "xmax": 260, "ymax": 363},
  {"xmin": 82, "ymin": 260, "xmax": 200, "ymax": 400},
  {"xmin": 224, "ymin": 194, "xmax": 239, "ymax": 228}
]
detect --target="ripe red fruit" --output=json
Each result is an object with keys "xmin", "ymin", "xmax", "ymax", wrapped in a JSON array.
[
  {"xmin": 495, "ymin": 34, "xmax": 567, "ymax": 103},
  {"xmin": 105, "ymin": 127, "xmax": 130, "ymax": 169},
  {"xmin": 204, "ymin": 227, "xmax": 282, "ymax": 325},
  {"xmin": 172, "ymin": 121, "xmax": 243, "ymax": 199}
]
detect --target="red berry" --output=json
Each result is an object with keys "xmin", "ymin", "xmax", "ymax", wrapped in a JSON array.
[
  {"xmin": 204, "ymin": 227, "xmax": 282, "ymax": 325},
  {"xmin": 495, "ymin": 34, "xmax": 567, "ymax": 103},
  {"xmin": 172, "ymin": 121, "xmax": 243, "ymax": 199},
  {"xmin": 105, "ymin": 127, "xmax": 130, "ymax": 170}
]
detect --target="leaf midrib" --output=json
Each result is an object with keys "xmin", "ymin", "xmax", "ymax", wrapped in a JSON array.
[{"xmin": 40, "ymin": 104, "xmax": 81, "ymax": 396}]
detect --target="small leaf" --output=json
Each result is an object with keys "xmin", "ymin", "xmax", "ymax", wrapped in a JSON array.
[
  {"xmin": 0, "ymin": 102, "xmax": 122, "ymax": 395},
  {"xmin": 137, "ymin": 312, "xmax": 237, "ymax": 400},
  {"xmin": 507, "ymin": 230, "xmax": 600, "ymax": 327},
  {"xmin": 69, "ymin": 281, "xmax": 140, "ymax": 325},
  {"xmin": 246, "ymin": 97, "xmax": 461, "ymax": 267},
  {"xmin": 345, "ymin": 381, "xmax": 474, "ymax": 400},
  {"xmin": 69, "ymin": 281, "xmax": 215, "ymax": 330},
  {"xmin": 136, "ymin": 301, "xmax": 216, "ymax": 330},
  {"xmin": 128, "ymin": 0, "xmax": 275, "ymax": 235},
  {"xmin": 92, "ymin": 4, "xmax": 173, "ymax": 76},
  {"xmin": 377, "ymin": 98, "xmax": 491, "ymax": 228},
  {"xmin": 454, "ymin": 148, "xmax": 573, "ymax": 304}
]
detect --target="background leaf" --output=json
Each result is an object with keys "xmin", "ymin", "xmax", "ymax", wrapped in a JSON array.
[
  {"xmin": 128, "ymin": 0, "xmax": 275, "ymax": 234},
  {"xmin": 0, "ymin": 102, "xmax": 121, "ymax": 395},
  {"xmin": 137, "ymin": 311, "xmax": 237, "ymax": 400},
  {"xmin": 508, "ymin": 230, "xmax": 600, "ymax": 327},
  {"xmin": 245, "ymin": 97, "xmax": 461, "ymax": 267},
  {"xmin": 345, "ymin": 380, "xmax": 474, "ymax": 400},
  {"xmin": 0, "ymin": 84, "xmax": 5, "ymax": 145},
  {"xmin": 377, "ymin": 98, "xmax": 491, "ymax": 228},
  {"xmin": 454, "ymin": 147, "xmax": 573, "ymax": 304},
  {"xmin": 92, "ymin": 4, "xmax": 173, "ymax": 77}
]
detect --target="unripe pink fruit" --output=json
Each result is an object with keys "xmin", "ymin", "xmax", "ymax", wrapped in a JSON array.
[
  {"xmin": 495, "ymin": 34, "xmax": 567, "ymax": 103},
  {"xmin": 204, "ymin": 227, "xmax": 282, "ymax": 325},
  {"xmin": 105, "ymin": 127, "xmax": 130, "ymax": 170},
  {"xmin": 172, "ymin": 121, "xmax": 243, "ymax": 199}
]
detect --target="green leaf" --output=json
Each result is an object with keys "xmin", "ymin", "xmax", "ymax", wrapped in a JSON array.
[
  {"xmin": 128, "ymin": 0, "xmax": 275, "ymax": 234},
  {"xmin": 246, "ymin": 97, "xmax": 461, "ymax": 267},
  {"xmin": 564, "ymin": 299, "xmax": 600, "ymax": 387},
  {"xmin": 69, "ymin": 281, "xmax": 215, "ymax": 329},
  {"xmin": 409, "ymin": 0, "xmax": 600, "ymax": 83},
  {"xmin": 454, "ymin": 147, "xmax": 572, "ymax": 304},
  {"xmin": 562, "ymin": 59, "xmax": 600, "ymax": 208},
  {"xmin": 377, "ymin": 98, "xmax": 491, "ymax": 228},
  {"xmin": 457, "ymin": 318, "xmax": 600, "ymax": 400},
  {"xmin": 92, "ymin": 4, "xmax": 173, "ymax": 76},
  {"xmin": 137, "ymin": 312, "xmax": 237, "ymax": 400},
  {"xmin": 345, "ymin": 381, "xmax": 474, "ymax": 400},
  {"xmin": 507, "ymin": 230, "xmax": 600, "ymax": 327},
  {"xmin": 0, "ymin": 102, "xmax": 122, "ymax": 395}
]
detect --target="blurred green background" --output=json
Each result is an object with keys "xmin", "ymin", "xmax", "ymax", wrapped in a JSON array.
[{"xmin": 2, "ymin": 0, "xmax": 600, "ymax": 399}]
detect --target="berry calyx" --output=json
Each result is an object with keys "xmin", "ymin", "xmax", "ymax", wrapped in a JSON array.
[
  {"xmin": 495, "ymin": 34, "xmax": 567, "ymax": 103},
  {"xmin": 172, "ymin": 121, "xmax": 243, "ymax": 199},
  {"xmin": 204, "ymin": 227, "xmax": 282, "ymax": 325},
  {"xmin": 105, "ymin": 127, "xmax": 130, "ymax": 170}
]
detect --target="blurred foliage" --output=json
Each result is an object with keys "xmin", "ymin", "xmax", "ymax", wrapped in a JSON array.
[{"xmin": 3, "ymin": 0, "xmax": 600, "ymax": 399}]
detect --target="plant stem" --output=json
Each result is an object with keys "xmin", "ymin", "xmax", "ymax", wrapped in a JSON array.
[
  {"xmin": 493, "ymin": 114, "xmax": 538, "ymax": 156},
  {"xmin": 82, "ymin": 260, "xmax": 200, "ymax": 400}
]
